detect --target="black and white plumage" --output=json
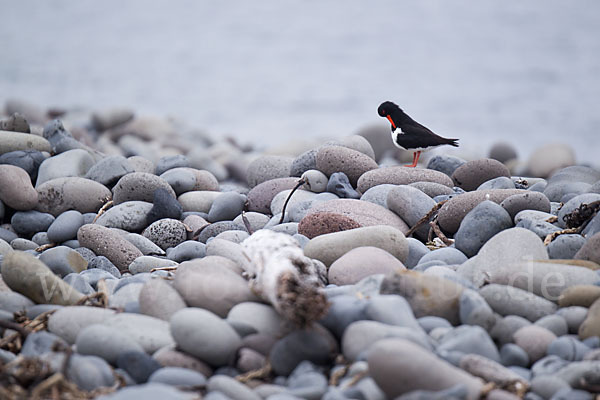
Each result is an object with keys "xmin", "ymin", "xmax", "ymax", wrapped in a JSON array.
[{"xmin": 378, "ymin": 101, "xmax": 458, "ymax": 167}]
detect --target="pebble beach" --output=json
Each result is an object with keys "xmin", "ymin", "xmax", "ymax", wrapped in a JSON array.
[{"xmin": 1, "ymin": 99, "xmax": 600, "ymax": 400}]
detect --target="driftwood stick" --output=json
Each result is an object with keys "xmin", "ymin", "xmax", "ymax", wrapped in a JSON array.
[
  {"xmin": 429, "ymin": 219, "xmax": 453, "ymax": 246},
  {"xmin": 92, "ymin": 200, "xmax": 114, "ymax": 223},
  {"xmin": 241, "ymin": 211, "xmax": 254, "ymax": 235},
  {"xmin": 279, "ymin": 178, "xmax": 306, "ymax": 224},
  {"xmin": 543, "ymin": 228, "xmax": 579, "ymax": 246},
  {"xmin": 406, "ymin": 200, "xmax": 447, "ymax": 237}
]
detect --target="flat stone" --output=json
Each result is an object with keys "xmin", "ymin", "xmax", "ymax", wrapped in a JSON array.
[
  {"xmin": 367, "ymin": 338, "xmax": 483, "ymax": 399},
  {"xmin": 77, "ymin": 224, "xmax": 143, "ymax": 270},
  {"xmin": 0, "ymin": 164, "xmax": 39, "ymax": 210},
  {"xmin": 298, "ymin": 199, "xmax": 409, "ymax": 238},
  {"xmin": 124, "ymin": 233, "xmax": 165, "ymax": 256},
  {"xmin": 48, "ymin": 306, "xmax": 117, "ymax": 343},
  {"xmin": 0, "ymin": 130, "xmax": 52, "ymax": 154},
  {"xmin": 417, "ymin": 247, "xmax": 467, "ymax": 267},
  {"xmin": 315, "ymin": 145, "xmax": 378, "ymax": 186},
  {"xmin": 37, "ymin": 177, "xmax": 112, "ymax": 216},
  {"xmin": 380, "ymin": 271, "xmax": 464, "ymax": 324},
  {"xmin": 173, "ymin": 256, "xmax": 259, "ymax": 317},
  {"xmin": 328, "ymin": 246, "xmax": 406, "ymax": 285},
  {"xmin": 167, "ymin": 240, "xmax": 206, "ymax": 262},
  {"xmin": 451, "ymin": 159, "xmax": 511, "ymax": 191},
  {"xmin": 112, "ymin": 172, "xmax": 176, "ymax": 205},
  {"xmin": 303, "ymin": 225, "xmax": 408, "ymax": 267},
  {"xmin": 95, "ymin": 201, "xmax": 153, "ymax": 232},
  {"xmin": 479, "ymin": 284, "xmax": 557, "ymax": 322},
  {"xmin": 357, "ymin": 167, "xmax": 453, "ymax": 194},
  {"xmin": 437, "ymin": 189, "xmax": 525, "ymax": 233},
  {"xmin": 1, "ymin": 251, "xmax": 84, "ymax": 305},
  {"xmin": 170, "ymin": 307, "xmax": 242, "ymax": 367}
]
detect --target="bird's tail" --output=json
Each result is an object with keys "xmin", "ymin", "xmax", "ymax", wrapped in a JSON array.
[{"xmin": 446, "ymin": 138, "xmax": 459, "ymax": 147}]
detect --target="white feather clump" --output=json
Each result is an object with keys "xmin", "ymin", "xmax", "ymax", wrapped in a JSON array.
[{"xmin": 241, "ymin": 229, "xmax": 329, "ymax": 326}]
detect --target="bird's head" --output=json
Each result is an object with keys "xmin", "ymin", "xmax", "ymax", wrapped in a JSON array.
[{"xmin": 377, "ymin": 101, "xmax": 402, "ymax": 130}]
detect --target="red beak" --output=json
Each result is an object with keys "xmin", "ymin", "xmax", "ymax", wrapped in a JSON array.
[{"xmin": 386, "ymin": 115, "xmax": 396, "ymax": 130}]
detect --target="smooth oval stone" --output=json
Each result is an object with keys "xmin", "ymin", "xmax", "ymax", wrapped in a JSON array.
[
  {"xmin": 387, "ymin": 185, "xmax": 436, "ymax": 240},
  {"xmin": 155, "ymin": 154, "xmax": 190, "ymax": 176},
  {"xmin": 380, "ymin": 271, "xmax": 464, "ymax": 324},
  {"xmin": 451, "ymin": 158, "xmax": 511, "ymax": 191},
  {"xmin": 303, "ymin": 225, "xmax": 408, "ymax": 267},
  {"xmin": 426, "ymin": 154, "xmax": 467, "ymax": 177},
  {"xmin": 0, "ymin": 112, "xmax": 30, "ymax": 133},
  {"xmin": 298, "ymin": 199, "xmax": 409, "ymax": 238},
  {"xmin": 547, "ymin": 337, "xmax": 591, "ymax": 362},
  {"xmin": 208, "ymin": 192, "xmax": 246, "ymax": 222},
  {"xmin": 112, "ymin": 172, "xmax": 176, "ymax": 205},
  {"xmin": 489, "ymin": 261, "xmax": 598, "ymax": 302},
  {"xmin": 342, "ymin": 320, "xmax": 432, "ymax": 361},
  {"xmin": 269, "ymin": 189, "xmax": 318, "ymax": 217},
  {"xmin": 127, "ymin": 155, "xmax": 156, "ymax": 174},
  {"xmin": 457, "ymin": 227, "xmax": 548, "ymax": 287},
  {"xmin": 1, "ymin": 251, "xmax": 84, "ymax": 305},
  {"xmin": 417, "ymin": 247, "xmax": 467, "ymax": 267},
  {"xmin": 328, "ymin": 246, "xmax": 406, "ymax": 286},
  {"xmin": 47, "ymin": 210, "xmax": 84, "ymax": 243},
  {"xmin": 534, "ymin": 314, "xmax": 568, "ymax": 337},
  {"xmin": 0, "ymin": 291, "xmax": 35, "ymax": 313},
  {"xmin": 477, "ymin": 176, "xmax": 516, "ymax": 191},
  {"xmin": 11, "ymin": 237, "xmax": 38, "ymax": 250},
  {"xmin": 206, "ymin": 375, "xmax": 262, "ymax": 400},
  {"xmin": 315, "ymin": 145, "xmax": 378, "ymax": 186},
  {"xmin": 500, "ymin": 343, "xmax": 530, "ymax": 367},
  {"xmin": 556, "ymin": 307, "xmax": 588, "ymax": 334},
  {"xmin": 527, "ymin": 143, "xmax": 576, "ymax": 178},
  {"xmin": 129, "ymin": 256, "xmax": 177, "ymax": 274},
  {"xmin": 161, "ymin": 167, "xmax": 220, "ymax": 195},
  {"xmin": 247, "ymin": 155, "xmax": 294, "ymax": 188},
  {"xmin": 359, "ymin": 184, "xmax": 397, "ymax": 208},
  {"xmin": 559, "ymin": 285, "xmax": 600, "ymax": 308},
  {"xmin": 77, "ymin": 224, "xmax": 143, "ymax": 271},
  {"xmin": 500, "ymin": 192, "xmax": 551, "ymax": 220},
  {"xmin": 479, "ymin": 284, "xmax": 557, "ymax": 322},
  {"xmin": 171, "ymin": 307, "xmax": 242, "ymax": 367},
  {"xmin": 301, "ymin": 169, "xmax": 328, "ymax": 193},
  {"xmin": 0, "ymin": 164, "xmax": 39, "ymax": 210},
  {"xmin": 247, "ymin": 177, "xmax": 300, "ymax": 214},
  {"xmin": 198, "ymin": 221, "xmax": 244, "ymax": 243},
  {"xmin": 358, "ymin": 167, "xmax": 454, "ymax": 193},
  {"xmin": 85, "ymin": 155, "xmax": 135, "ymax": 187},
  {"xmin": 173, "ymin": 257, "xmax": 259, "ymax": 317},
  {"xmin": 37, "ymin": 177, "xmax": 112, "ymax": 216},
  {"xmin": 558, "ymin": 193, "xmax": 600, "ymax": 228},
  {"xmin": 227, "ymin": 302, "xmax": 287, "ymax": 337},
  {"xmin": 39, "ymin": 245, "xmax": 87, "ymax": 277},
  {"xmin": 152, "ymin": 347, "xmax": 213, "ymax": 376},
  {"xmin": 490, "ymin": 315, "xmax": 531, "ymax": 346},
  {"xmin": 104, "ymin": 312, "xmax": 174, "ymax": 353},
  {"xmin": 516, "ymin": 218, "xmax": 561, "ymax": 238},
  {"xmin": 543, "ymin": 166, "xmax": 600, "ymax": 201},
  {"xmin": 269, "ymin": 326, "xmax": 337, "ymax": 376},
  {"xmin": 0, "ymin": 130, "xmax": 52, "ymax": 154},
  {"xmin": 404, "ymin": 237, "xmax": 431, "ymax": 268},
  {"xmin": 437, "ymin": 189, "xmax": 525, "ymax": 233},
  {"xmin": 438, "ymin": 325, "xmax": 500, "ymax": 362},
  {"xmin": 575, "ymin": 232, "xmax": 600, "ymax": 264},
  {"xmin": 76, "ymin": 324, "xmax": 145, "ymax": 364},
  {"xmin": 178, "ymin": 191, "xmax": 221, "ymax": 213},
  {"xmin": 459, "ymin": 289, "xmax": 496, "ymax": 331},
  {"xmin": 142, "ymin": 219, "xmax": 187, "ymax": 250},
  {"xmin": 409, "ymin": 181, "xmax": 454, "ymax": 198},
  {"xmin": 367, "ymin": 338, "xmax": 483, "ymax": 399},
  {"xmin": 124, "ymin": 233, "xmax": 165, "ymax": 256},
  {"xmin": 95, "ymin": 201, "xmax": 153, "ymax": 232},
  {"xmin": 48, "ymin": 306, "xmax": 116, "ymax": 343},
  {"xmin": 489, "ymin": 142, "xmax": 518, "ymax": 163},
  {"xmin": 35, "ymin": 149, "xmax": 95, "ymax": 187},
  {"xmin": 513, "ymin": 325, "xmax": 557, "ymax": 363},
  {"xmin": 167, "ymin": 241, "xmax": 206, "ymax": 262},
  {"xmin": 149, "ymin": 366, "xmax": 207, "ymax": 388},
  {"xmin": 11, "ymin": 210, "xmax": 54, "ymax": 237},
  {"xmin": 454, "ymin": 200, "xmax": 513, "ymax": 257},
  {"xmin": 290, "ymin": 149, "xmax": 318, "ymax": 177}
]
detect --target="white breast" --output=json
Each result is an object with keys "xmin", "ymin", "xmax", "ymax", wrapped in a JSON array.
[{"xmin": 391, "ymin": 128, "xmax": 407, "ymax": 150}]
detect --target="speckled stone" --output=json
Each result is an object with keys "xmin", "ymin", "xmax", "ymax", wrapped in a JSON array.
[
  {"xmin": 0, "ymin": 164, "xmax": 39, "ymax": 210},
  {"xmin": 36, "ymin": 177, "xmax": 111, "ymax": 216},
  {"xmin": 437, "ymin": 189, "xmax": 525, "ymax": 233},
  {"xmin": 77, "ymin": 224, "xmax": 143, "ymax": 271},
  {"xmin": 246, "ymin": 155, "xmax": 294, "ymax": 188},
  {"xmin": 357, "ymin": 166, "xmax": 454, "ymax": 194},
  {"xmin": 298, "ymin": 199, "xmax": 409, "ymax": 238},
  {"xmin": 575, "ymin": 232, "xmax": 600, "ymax": 264},
  {"xmin": 500, "ymin": 192, "xmax": 551, "ymax": 220},
  {"xmin": 95, "ymin": 201, "xmax": 153, "ymax": 232},
  {"xmin": 142, "ymin": 219, "xmax": 187, "ymax": 250},
  {"xmin": 451, "ymin": 159, "xmax": 511, "ymax": 191},
  {"xmin": 315, "ymin": 145, "xmax": 378, "ymax": 186},
  {"xmin": 290, "ymin": 149, "xmax": 318, "ymax": 177},
  {"xmin": 408, "ymin": 181, "xmax": 454, "ymax": 198},
  {"xmin": 0, "ymin": 130, "xmax": 51, "ymax": 154},
  {"xmin": 112, "ymin": 172, "xmax": 176, "ymax": 205},
  {"xmin": 247, "ymin": 177, "xmax": 300, "ymax": 214}
]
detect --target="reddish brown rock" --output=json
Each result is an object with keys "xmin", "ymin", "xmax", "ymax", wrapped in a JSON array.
[
  {"xmin": 298, "ymin": 199, "xmax": 409, "ymax": 239},
  {"xmin": 575, "ymin": 232, "xmax": 600, "ymax": 264},
  {"xmin": 437, "ymin": 189, "xmax": 525, "ymax": 234},
  {"xmin": 77, "ymin": 224, "xmax": 143, "ymax": 271},
  {"xmin": 451, "ymin": 158, "xmax": 510, "ymax": 191},
  {"xmin": 246, "ymin": 177, "xmax": 301, "ymax": 214},
  {"xmin": 315, "ymin": 146, "xmax": 378, "ymax": 186},
  {"xmin": 357, "ymin": 167, "xmax": 453, "ymax": 194}
]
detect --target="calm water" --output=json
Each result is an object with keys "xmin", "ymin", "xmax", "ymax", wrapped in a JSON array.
[{"xmin": 1, "ymin": 0, "xmax": 599, "ymax": 163}]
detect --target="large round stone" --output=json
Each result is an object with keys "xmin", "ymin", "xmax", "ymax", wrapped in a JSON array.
[
  {"xmin": 357, "ymin": 166, "xmax": 453, "ymax": 193},
  {"xmin": 37, "ymin": 177, "xmax": 111, "ymax": 216},
  {"xmin": 328, "ymin": 246, "xmax": 406, "ymax": 285},
  {"xmin": 315, "ymin": 145, "xmax": 378, "ymax": 186},
  {"xmin": 0, "ymin": 164, "xmax": 39, "ymax": 210},
  {"xmin": 387, "ymin": 185, "xmax": 436, "ymax": 241},
  {"xmin": 77, "ymin": 224, "xmax": 143, "ymax": 271},
  {"xmin": 112, "ymin": 172, "xmax": 176, "ymax": 205},
  {"xmin": 451, "ymin": 158, "xmax": 510, "ymax": 191}
]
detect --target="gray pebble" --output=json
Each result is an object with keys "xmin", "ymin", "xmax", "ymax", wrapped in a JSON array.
[
  {"xmin": 39, "ymin": 245, "xmax": 88, "ymax": 277},
  {"xmin": 143, "ymin": 219, "xmax": 187, "ymax": 250},
  {"xmin": 300, "ymin": 169, "xmax": 328, "ymax": 193},
  {"xmin": 167, "ymin": 241, "xmax": 206, "ymax": 262},
  {"xmin": 417, "ymin": 247, "xmax": 467, "ymax": 267},
  {"xmin": 459, "ymin": 289, "xmax": 496, "ymax": 331},
  {"xmin": 547, "ymin": 234, "xmax": 587, "ymax": 259},
  {"xmin": 290, "ymin": 149, "xmax": 318, "ymax": 177},
  {"xmin": 11, "ymin": 210, "xmax": 55, "ymax": 237},
  {"xmin": 535, "ymin": 315, "xmax": 568, "ymax": 337},
  {"xmin": 47, "ymin": 210, "xmax": 84, "ymax": 243},
  {"xmin": 63, "ymin": 273, "xmax": 95, "ymax": 295},
  {"xmin": 87, "ymin": 256, "xmax": 122, "ymax": 278},
  {"xmin": 148, "ymin": 366, "xmax": 207, "ymax": 388},
  {"xmin": 500, "ymin": 343, "xmax": 530, "ymax": 367},
  {"xmin": 208, "ymin": 192, "xmax": 246, "ymax": 222},
  {"xmin": 22, "ymin": 331, "xmax": 68, "ymax": 357},
  {"xmin": 426, "ymin": 155, "xmax": 466, "ymax": 177},
  {"xmin": 477, "ymin": 176, "xmax": 516, "ymax": 190},
  {"xmin": 437, "ymin": 325, "xmax": 500, "ymax": 362},
  {"xmin": 516, "ymin": 218, "xmax": 561, "ymax": 238},
  {"xmin": 76, "ymin": 324, "xmax": 145, "ymax": 364},
  {"xmin": 155, "ymin": 154, "xmax": 190, "ymax": 176},
  {"xmin": 31, "ymin": 232, "xmax": 50, "ymax": 246},
  {"xmin": 404, "ymin": 238, "xmax": 430, "ymax": 269},
  {"xmin": 85, "ymin": 155, "xmax": 135, "ymax": 187},
  {"xmin": 547, "ymin": 336, "xmax": 591, "ymax": 361},
  {"xmin": 117, "ymin": 350, "xmax": 162, "ymax": 384},
  {"xmin": 326, "ymin": 172, "xmax": 360, "ymax": 199},
  {"xmin": 80, "ymin": 267, "xmax": 119, "ymax": 287}
]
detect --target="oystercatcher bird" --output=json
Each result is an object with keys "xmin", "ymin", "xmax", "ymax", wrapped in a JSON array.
[{"xmin": 378, "ymin": 101, "xmax": 458, "ymax": 167}]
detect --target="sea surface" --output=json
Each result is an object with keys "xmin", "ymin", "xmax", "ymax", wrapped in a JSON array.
[{"xmin": 1, "ymin": 0, "xmax": 599, "ymax": 163}]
